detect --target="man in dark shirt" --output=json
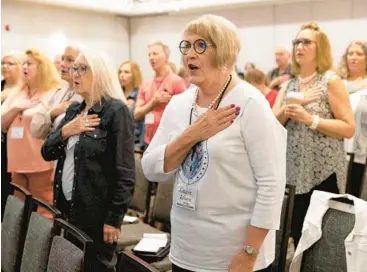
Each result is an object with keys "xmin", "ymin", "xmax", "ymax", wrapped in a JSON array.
[{"xmin": 267, "ymin": 46, "xmax": 293, "ymax": 91}]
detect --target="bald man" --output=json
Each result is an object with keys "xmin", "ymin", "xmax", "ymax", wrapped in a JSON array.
[{"xmin": 268, "ymin": 46, "xmax": 293, "ymax": 91}]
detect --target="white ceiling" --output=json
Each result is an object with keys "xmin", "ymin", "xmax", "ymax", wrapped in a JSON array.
[{"xmin": 10, "ymin": 0, "xmax": 333, "ymax": 17}]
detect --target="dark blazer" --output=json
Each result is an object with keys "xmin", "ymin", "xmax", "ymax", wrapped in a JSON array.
[{"xmin": 41, "ymin": 97, "xmax": 135, "ymax": 229}]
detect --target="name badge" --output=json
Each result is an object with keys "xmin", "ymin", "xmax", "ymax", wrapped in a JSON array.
[
  {"xmin": 10, "ymin": 127, "xmax": 24, "ymax": 139},
  {"xmin": 175, "ymin": 182, "xmax": 198, "ymax": 211},
  {"xmin": 145, "ymin": 113, "xmax": 155, "ymax": 125}
]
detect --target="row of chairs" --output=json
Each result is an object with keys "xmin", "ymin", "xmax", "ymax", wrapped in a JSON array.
[
  {"xmin": 121, "ymin": 155, "xmax": 367, "ymax": 272},
  {"xmin": 5, "ymin": 153, "xmax": 360, "ymax": 272},
  {"xmin": 1, "ymin": 183, "xmax": 93, "ymax": 272},
  {"xmin": 118, "ymin": 158, "xmax": 297, "ymax": 272}
]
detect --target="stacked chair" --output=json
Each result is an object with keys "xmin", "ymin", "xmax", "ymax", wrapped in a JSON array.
[{"xmin": 1, "ymin": 182, "xmax": 94, "ymax": 272}]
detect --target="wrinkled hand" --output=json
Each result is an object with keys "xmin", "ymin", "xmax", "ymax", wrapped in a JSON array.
[
  {"xmin": 229, "ymin": 250, "xmax": 256, "ymax": 272},
  {"xmin": 61, "ymin": 114, "xmax": 101, "ymax": 140},
  {"xmin": 50, "ymin": 101, "xmax": 73, "ymax": 119},
  {"xmin": 103, "ymin": 224, "xmax": 120, "ymax": 244},
  {"xmin": 193, "ymin": 104, "xmax": 239, "ymax": 142},
  {"xmin": 152, "ymin": 89, "xmax": 172, "ymax": 108},
  {"xmin": 284, "ymin": 104, "xmax": 313, "ymax": 125}
]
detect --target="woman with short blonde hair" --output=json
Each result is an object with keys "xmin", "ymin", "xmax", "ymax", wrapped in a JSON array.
[
  {"xmin": 273, "ymin": 22, "xmax": 355, "ymax": 247},
  {"xmin": 1, "ymin": 48, "xmax": 62, "ymax": 218},
  {"xmin": 143, "ymin": 14, "xmax": 286, "ymax": 272},
  {"xmin": 42, "ymin": 50, "xmax": 135, "ymax": 271}
]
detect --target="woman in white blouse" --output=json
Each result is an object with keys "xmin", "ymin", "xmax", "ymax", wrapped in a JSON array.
[
  {"xmin": 142, "ymin": 15, "xmax": 286, "ymax": 272},
  {"xmin": 338, "ymin": 40, "xmax": 367, "ymax": 197}
]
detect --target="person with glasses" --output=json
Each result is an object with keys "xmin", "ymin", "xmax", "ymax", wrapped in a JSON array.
[
  {"xmin": 267, "ymin": 46, "xmax": 293, "ymax": 91},
  {"xmin": 142, "ymin": 15, "xmax": 286, "ymax": 272},
  {"xmin": 1, "ymin": 51, "xmax": 26, "ymax": 220},
  {"xmin": 31, "ymin": 45, "xmax": 83, "ymax": 140},
  {"xmin": 134, "ymin": 41, "xmax": 185, "ymax": 151},
  {"xmin": 273, "ymin": 22, "xmax": 355, "ymax": 248},
  {"xmin": 1, "ymin": 49, "xmax": 61, "ymax": 219},
  {"xmin": 41, "ymin": 50, "xmax": 135, "ymax": 272}
]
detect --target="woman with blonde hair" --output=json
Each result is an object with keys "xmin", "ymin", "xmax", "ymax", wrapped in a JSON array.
[
  {"xmin": 1, "ymin": 49, "xmax": 61, "ymax": 218},
  {"xmin": 1, "ymin": 51, "xmax": 26, "ymax": 219},
  {"xmin": 273, "ymin": 22, "xmax": 355, "ymax": 247},
  {"xmin": 118, "ymin": 61, "xmax": 145, "ymax": 151},
  {"xmin": 339, "ymin": 41, "xmax": 367, "ymax": 197},
  {"xmin": 42, "ymin": 50, "xmax": 135, "ymax": 271},
  {"xmin": 143, "ymin": 14, "xmax": 286, "ymax": 272}
]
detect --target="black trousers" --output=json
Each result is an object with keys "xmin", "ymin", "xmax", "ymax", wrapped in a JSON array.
[
  {"xmin": 57, "ymin": 192, "xmax": 117, "ymax": 272},
  {"xmin": 172, "ymin": 263, "xmax": 272, "ymax": 272},
  {"xmin": 346, "ymin": 162, "xmax": 366, "ymax": 197},
  {"xmin": 291, "ymin": 173, "xmax": 339, "ymax": 248}
]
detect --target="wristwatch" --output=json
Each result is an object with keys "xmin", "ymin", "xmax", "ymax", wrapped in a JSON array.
[{"xmin": 243, "ymin": 245, "xmax": 259, "ymax": 256}]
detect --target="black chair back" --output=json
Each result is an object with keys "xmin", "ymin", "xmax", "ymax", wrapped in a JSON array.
[
  {"xmin": 46, "ymin": 218, "xmax": 94, "ymax": 272},
  {"xmin": 272, "ymin": 184, "xmax": 295, "ymax": 272},
  {"xmin": 1, "ymin": 183, "xmax": 33, "ymax": 272},
  {"xmin": 20, "ymin": 197, "xmax": 62, "ymax": 272}
]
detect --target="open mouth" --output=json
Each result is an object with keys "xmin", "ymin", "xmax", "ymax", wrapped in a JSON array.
[
  {"xmin": 188, "ymin": 64, "xmax": 199, "ymax": 71},
  {"xmin": 74, "ymin": 81, "xmax": 80, "ymax": 86}
]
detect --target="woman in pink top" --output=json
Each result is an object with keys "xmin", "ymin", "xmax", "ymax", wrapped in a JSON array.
[{"xmin": 1, "ymin": 49, "xmax": 61, "ymax": 218}]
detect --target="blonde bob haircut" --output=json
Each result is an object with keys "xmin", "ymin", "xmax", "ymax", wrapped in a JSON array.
[
  {"xmin": 118, "ymin": 61, "xmax": 143, "ymax": 90},
  {"xmin": 183, "ymin": 14, "xmax": 241, "ymax": 69},
  {"xmin": 291, "ymin": 22, "xmax": 333, "ymax": 76},
  {"xmin": 80, "ymin": 49, "xmax": 127, "ymax": 105},
  {"xmin": 25, "ymin": 49, "xmax": 61, "ymax": 91},
  {"xmin": 338, "ymin": 41, "xmax": 367, "ymax": 79}
]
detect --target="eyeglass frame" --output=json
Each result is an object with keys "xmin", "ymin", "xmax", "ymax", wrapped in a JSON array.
[
  {"xmin": 179, "ymin": 39, "xmax": 214, "ymax": 55},
  {"xmin": 292, "ymin": 38, "xmax": 316, "ymax": 47},
  {"xmin": 71, "ymin": 65, "xmax": 88, "ymax": 76}
]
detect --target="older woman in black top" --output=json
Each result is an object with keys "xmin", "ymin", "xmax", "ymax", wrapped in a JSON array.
[{"xmin": 42, "ymin": 50, "xmax": 135, "ymax": 271}]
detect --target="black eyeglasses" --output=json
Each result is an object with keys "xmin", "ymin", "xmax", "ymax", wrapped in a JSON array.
[
  {"xmin": 292, "ymin": 39, "xmax": 315, "ymax": 47},
  {"xmin": 179, "ymin": 39, "xmax": 213, "ymax": 55},
  {"xmin": 71, "ymin": 65, "xmax": 88, "ymax": 76}
]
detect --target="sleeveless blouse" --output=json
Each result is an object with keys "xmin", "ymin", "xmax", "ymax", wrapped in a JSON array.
[{"xmin": 283, "ymin": 71, "xmax": 347, "ymax": 194}]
